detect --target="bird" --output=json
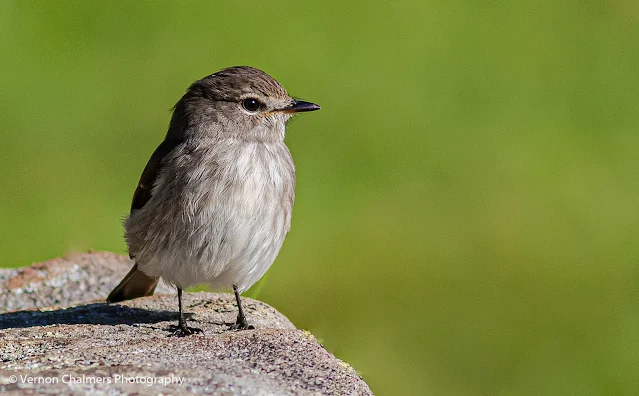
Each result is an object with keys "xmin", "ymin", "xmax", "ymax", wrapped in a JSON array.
[{"xmin": 106, "ymin": 66, "xmax": 320, "ymax": 336}]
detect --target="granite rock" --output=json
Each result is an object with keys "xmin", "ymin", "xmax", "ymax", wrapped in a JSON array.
[{"xmin": 0, "ymin": 253, "xmax": 371, "ymax": 395}]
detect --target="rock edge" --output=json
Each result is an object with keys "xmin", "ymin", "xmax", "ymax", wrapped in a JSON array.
[{"xmin": 0, "ymin": 252, "xmax": 372, "ymax": 395}]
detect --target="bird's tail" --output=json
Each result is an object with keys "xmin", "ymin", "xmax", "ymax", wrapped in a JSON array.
[{"xmin": 106, "ymin": 263, "xmax": 159, "ymax": 302}]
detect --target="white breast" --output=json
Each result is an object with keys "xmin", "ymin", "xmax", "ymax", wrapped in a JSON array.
[{"xmin": 130, "ymin": 140, "xmax": 295, "ymax": 292}]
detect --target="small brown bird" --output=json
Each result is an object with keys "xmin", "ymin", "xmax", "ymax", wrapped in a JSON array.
[{"xmin": 107, "ymin": 66, "xmax": 320, "ymax": 335}]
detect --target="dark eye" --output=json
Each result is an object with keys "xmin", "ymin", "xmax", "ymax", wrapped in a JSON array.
[{"xmin": 241, "ymin": 98, "xmax": 261, "ymax": 113}]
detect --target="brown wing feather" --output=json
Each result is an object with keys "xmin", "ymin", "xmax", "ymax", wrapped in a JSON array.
[
  {"xmin": 131, "ymin": 138, "xmax": 181, "ymax": 213},
  {"xmin": 107, "ymin": 137, "xmax": 182, "ymax": 303}
]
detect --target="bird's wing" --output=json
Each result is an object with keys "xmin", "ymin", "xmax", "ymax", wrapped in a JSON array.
[
  {"xmin": 130, "ymin": 138, "xmax": 181, "ymax": 213},
  {"xmin": 106, "ymin": 138, "xmax": 183, "ymax": 303}
]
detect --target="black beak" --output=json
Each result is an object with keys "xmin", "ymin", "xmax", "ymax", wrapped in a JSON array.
[{"xmin": 280, "ymin": 100, "xmax": 321, "ymax": 113}]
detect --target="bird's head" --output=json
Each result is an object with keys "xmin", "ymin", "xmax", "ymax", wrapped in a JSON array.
[{"xmin": 169, "ymin": 66, "xmax": 320, "ymax": 143}]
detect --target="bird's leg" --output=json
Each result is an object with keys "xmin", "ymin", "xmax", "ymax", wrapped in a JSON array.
[
  {"xmin": 229, "ymin": 285, "xmax": 255, "ymax": 330},
  {"xmin": 171, "ymin": 287, "xmax": 202, "ymax": 336}
]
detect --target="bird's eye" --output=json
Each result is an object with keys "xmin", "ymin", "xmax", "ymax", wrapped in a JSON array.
[{"xmin": 241, "ymin": 98, "xmax": 261, "ymax": 113}]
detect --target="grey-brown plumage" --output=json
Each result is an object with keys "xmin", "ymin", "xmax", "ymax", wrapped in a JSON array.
[{"xmin": 106, "ymin": 66, "xmax": 319, "ymax": 335}]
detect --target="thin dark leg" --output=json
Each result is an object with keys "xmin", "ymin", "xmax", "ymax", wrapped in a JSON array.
[
  {"xmin": 172, "ymin": 288, "xmax": 202, "ymax": 337},
  {"xmin": 229, "ymin": 285, "xmax": 254, "ymax": 330}
]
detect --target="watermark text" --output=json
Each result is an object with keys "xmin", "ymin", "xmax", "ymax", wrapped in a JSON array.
[{"xmin": 7, "ymin": 374, "xmax": 185, "ymax": 387}]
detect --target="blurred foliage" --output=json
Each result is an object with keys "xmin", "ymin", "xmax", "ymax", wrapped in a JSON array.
[{"xmin": 1, "ymin": 1, "xmax": 639, "ymax": 395}]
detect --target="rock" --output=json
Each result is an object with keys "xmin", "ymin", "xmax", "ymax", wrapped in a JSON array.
[
  {"xmin": 0, "ymin": 253, "xmax": 372, "ymax": 395},
  {"xmin": 0, "ymin": 251, "xmax": 174, "ymax": 313}
]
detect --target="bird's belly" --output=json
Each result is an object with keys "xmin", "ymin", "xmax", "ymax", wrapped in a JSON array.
[{"xmin": 130, "ymin": 144, "xmax": 294, "ymax": 292}]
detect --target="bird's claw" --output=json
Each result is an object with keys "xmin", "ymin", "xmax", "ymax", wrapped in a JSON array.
[
  {"xmin": 170, "ymin": 323, "xmax": 203, "ymax": 337},
  {"xmin": 228, "ymin": 316, "xmax": 255, "ymax": 331}
]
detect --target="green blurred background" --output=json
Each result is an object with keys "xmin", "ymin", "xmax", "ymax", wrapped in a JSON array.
[{"xmin": 1, "ymin": 1, "xmax": 638, "ymax": 394}]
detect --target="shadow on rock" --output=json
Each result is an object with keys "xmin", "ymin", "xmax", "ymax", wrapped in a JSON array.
[{"xmin": 0, "ymin": 303, "xmax": 183, "ymax": 330}]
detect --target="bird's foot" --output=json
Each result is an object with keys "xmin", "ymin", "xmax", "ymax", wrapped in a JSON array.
[
  {"xmin": 169, "ymin": 322, "xmax": 203, "ymax": 337},
  {"xmin": 228, "ymin": 315, "xmax": 255, "ymax": 331}
]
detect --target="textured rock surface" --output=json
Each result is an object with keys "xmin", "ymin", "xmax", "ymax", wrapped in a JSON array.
[
  {"xmin": 0, "ymin": 251, "xmax": 173, "ymax": 313},
  {"xmin": 0, "ymin": 253, "xmax": 371, "ymax": 395}
]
